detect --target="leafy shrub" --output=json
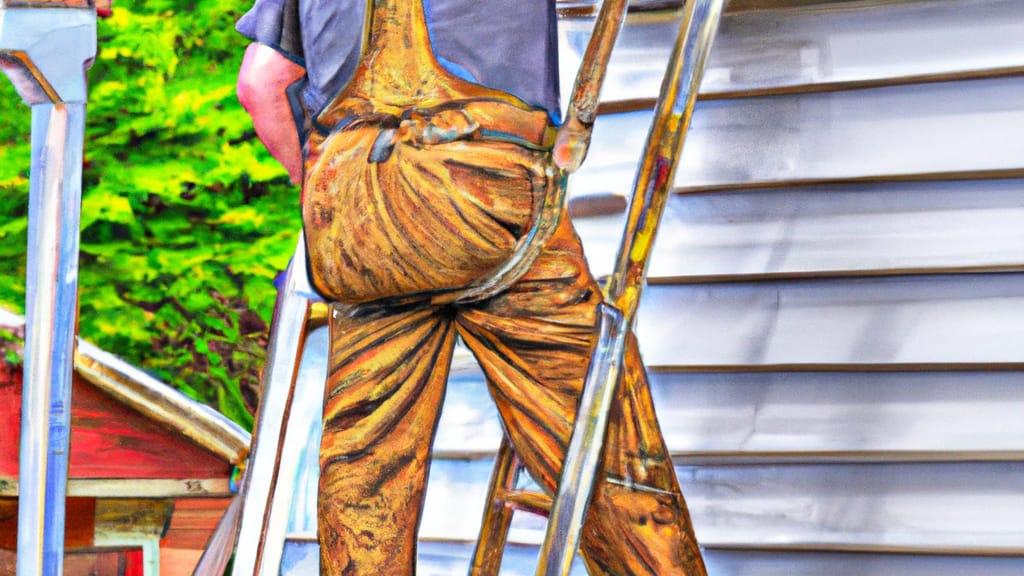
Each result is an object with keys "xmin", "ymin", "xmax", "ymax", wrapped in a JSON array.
[{"xmin": 0, "ymin": 0, "xmax": 301, "ymax": 429}]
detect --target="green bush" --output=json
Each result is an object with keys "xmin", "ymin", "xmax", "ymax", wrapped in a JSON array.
[{"xmin": 0, "ymin": 0, "xmax": 302, "ymax": 429}]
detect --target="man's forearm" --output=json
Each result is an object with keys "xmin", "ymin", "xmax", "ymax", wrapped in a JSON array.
[{"xmin": 237, "ymin": 43, "xmax": 306, "ymax": 185}]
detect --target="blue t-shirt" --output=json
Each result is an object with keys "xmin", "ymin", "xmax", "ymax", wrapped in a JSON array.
[{"xmin": 237, "ymin": 0, "xmax": 561, "ymax": 119}]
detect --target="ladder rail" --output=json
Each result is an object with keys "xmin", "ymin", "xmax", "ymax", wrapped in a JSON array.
[
  {"xmin": 605, "ymin": 0, "xmax": 725, "ymax": 319},
  {"xmin": 473, "ymin": 0, "xmax": 725, "ymax": 573},
  {"xmin": 2, "ymin": 5, "xmax": 97, "ymax": 575},
  {"xmin": 230, "ymin": 237, "xmax": 314, "ymax": 576},
  {"xmin": 470, "ymin": 436, "xmax": 522, "ymax": 575},
  {"xmin": 469, "ymin": 0, "xmax": 633, "ymax": 566},
  {"xmin": 535, "ymin": 303, "xmax": 627, "ymax": 576}
]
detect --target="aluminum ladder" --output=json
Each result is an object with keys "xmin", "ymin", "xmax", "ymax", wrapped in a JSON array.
[{"xmin": 470, "ymin": 1, "xmax": 723, "ymax": 574}]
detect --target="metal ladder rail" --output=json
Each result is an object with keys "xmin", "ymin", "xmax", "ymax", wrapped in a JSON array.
[
  {"xmin": 195, "ymin": 235, "xmax": 334, "ymax": 576},
  {"xmin": 1, "ymin": 3, "xmax": 97, "ymax": 575},
  {"xmin": 227, "ymin": 236, "xmax": 327, "ymax": 576},
  {"xmin": 470, "ymin": 1, "xmax": 725, "ymax": 574}
]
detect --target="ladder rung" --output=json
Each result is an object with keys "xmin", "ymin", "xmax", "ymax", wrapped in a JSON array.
[
  {"xmin": 495, "ymin": 489, "xmax": 553, "ymax": 517},
  {"xmin": 309, "ymin": 301, "xmax": 330, "ymax": 328}
]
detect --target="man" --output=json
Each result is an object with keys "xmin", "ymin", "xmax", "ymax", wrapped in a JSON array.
[{"xmin": 236, "ymin": 1, "xmax": 707, "ymax": 574}]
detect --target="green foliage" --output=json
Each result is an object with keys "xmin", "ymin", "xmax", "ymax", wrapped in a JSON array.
[
  {"xmin": 0, "ymin": 327, "xmax": 23, "ymax": 366},
  {"xmin": 0, "ymin": 0, "xmax": 303, "ymax": 429}
]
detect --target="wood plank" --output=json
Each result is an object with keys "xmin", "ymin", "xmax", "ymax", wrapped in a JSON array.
[
  {"xmin": 571, "ymin": 76, "xmax": 1024, "ymax": 195},
  {"xmin": 63, "ymin": 549, "xmax": 145, "ymax": 576},
  {"xmin": 74, "ymin": 340, "xmax": 250, "ymax": 467},
  {"xmin": 0, "ymin": 365, "xmax": 19, "ymax": 480},
  {"xmin": 94, "ymin": 499, "xmax": 174, "ymax": 540},
  {"xmin": 0, "ymin": 549, "xmax": 12, "ymax": 576},
  {"xmin": 159, "ymin": 498, "xmax": 235, "ymax": 575},
  {"xmin": 430, "ymin": 368, "xmax": 1024, "ymax": 462},
  {"xmin": 558, "ymin": 0, "xmax": 1024, "ymax": 104},
  {"xmin": 0, "ymin": 478, "xmax": 231, "ymax": 498},
  {"xmin": 158, "ymin": 548, "xmax": 203, "ymax": 576},
  {"xmin": 572, "ymin": 179, "xmax": 1024, "ymax": 280},
  {"xmin": 164, "ymin": 498, "xmax": 233, "ymax": 531},
  {"xmin": 0, "ymin": 312, "xmax": 248, "ymax": 469},
  {"xmin": 0, "ymin": 371, "xmax": 233, "ymax": 479},
  {"xmin": 415, "ymin": 459, "xmax": 1024, "ymax": 553},
  {"xmin": 0, "ymin": 497, "xmax": 95, "ymax": 550},
  {"xmin": 68, "ymin": 378, "xmax": 234, "ymax": 479},
  {"xmin": 634, "ymin": 273, "xmax": 1024, "ymax": 367},
  {"xmin": 72, "ymin": 478, "xmax": 228, "ymax": 498}
]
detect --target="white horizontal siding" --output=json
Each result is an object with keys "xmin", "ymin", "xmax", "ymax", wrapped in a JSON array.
[
  {"xmin": 573, "ymin": 76, "xmax": 1024, "ymax": 194},
  {"xmin": 559, "ymin": 0, "xmax": 1024, "ymax": 103},
  {"xmin": 636, "ymin": 273, "xmax": 1024, "ymax": 366},
  {"xmin": 432, "ymin": 367, "xmax": 1024, "ymax": 461},
  {"xmin": 573, "ymin": 178, "xmax": 1024, "ymax": 280},
  {"xmin": 280, "ymin": 2, "xmax": 1024, "ymax": 571},
  {"xmin": 284, "ymin": 540, "xmax": 1024, "ymax": 576},
  {"xmin": 417, "ymin": 458, "xmax": 1024, "ymax": 552}
]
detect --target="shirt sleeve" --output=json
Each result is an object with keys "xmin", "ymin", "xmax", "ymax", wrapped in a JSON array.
[
  {"xmin": 423, "ymin": 0, "xmax": 561, "ymax": 117},
  {"xmin": 236, "ymin": 0, "xmax": 305, "ymax": 66}
]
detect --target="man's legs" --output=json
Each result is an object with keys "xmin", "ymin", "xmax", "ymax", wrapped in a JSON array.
[
  {"xmin": 319, "ymin": 303, "xmax": 456, "ymax": 576},
  {"xmin": 455, "ymin": 215, "xmax": 707, "ymax": 576}
]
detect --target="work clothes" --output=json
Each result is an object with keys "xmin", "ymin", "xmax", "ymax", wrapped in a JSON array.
[
  {"xmin": 238, "ymin": 1, "xmax": 707, "ymax": 573},
  {"xmin": 320, "ymin": 214, "xmax": 706, "ymax": 575},
  {"xmin": 237, "ymin": 0, "xmax": 560, "ymax": 120}
]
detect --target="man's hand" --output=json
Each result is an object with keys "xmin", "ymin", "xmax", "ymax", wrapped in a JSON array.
[{"xmin": 237, "ymin": 43, "xmax": 306, "ymax": 185}]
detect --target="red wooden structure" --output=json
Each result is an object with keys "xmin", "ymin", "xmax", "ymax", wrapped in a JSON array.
[{"xmin": 0, "ymin": 308, "xmax": 249, "ymax": 575}]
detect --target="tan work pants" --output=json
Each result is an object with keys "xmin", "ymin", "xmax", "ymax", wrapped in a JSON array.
[{"xmin": 318, "ymin": 215, "xmax": 706, "ymax": 576}]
